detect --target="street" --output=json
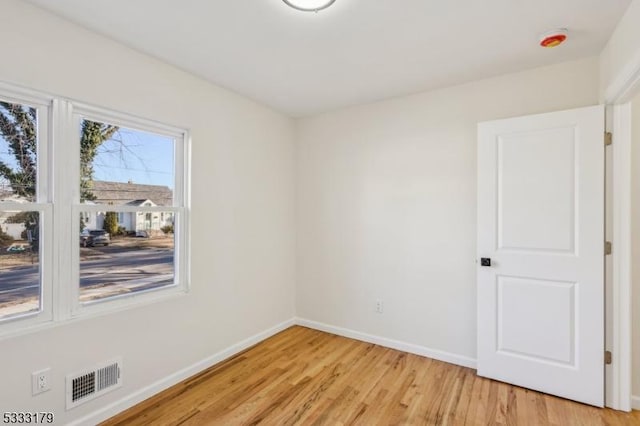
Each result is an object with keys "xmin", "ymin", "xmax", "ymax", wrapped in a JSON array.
[{"xmin": 0, "ymin": 249, "xmax": 174, "ymax": 310}]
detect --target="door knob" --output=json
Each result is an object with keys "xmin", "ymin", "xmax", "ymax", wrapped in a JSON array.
[{"xmin": 480, "ymin": 258, "xmax": 491, "ymax": 267}]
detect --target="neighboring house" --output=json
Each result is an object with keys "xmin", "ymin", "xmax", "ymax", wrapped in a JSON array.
[
  {"xmin": 82, "ymin": 181, "xmax": 174, "ymax": 234},
  {"xmin": 1, "ymin": 222, "xmax": 25, "ymax": 240},
  {"xmin": 0, "ymin": 220, "xmax": 25, "ymax": 240},
  {"xmin": 0, "ymin": 188, "xmax": 28, "ymax": 240},
  {"xmin": 120, "ymin": 199, "xmax": 174, "ymax": 234}
]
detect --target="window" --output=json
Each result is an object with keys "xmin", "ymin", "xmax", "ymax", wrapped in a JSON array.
[
  {"xmin": 0, "ymin": 83, "xmax": 189, "ymax": 333},
  {"xmin": 0, "ymin": 90, "xmax": 53, "ymax": 329},
  {"xmin": 71, "ymin": 106, "xmax": 189, "ymax": 314}
]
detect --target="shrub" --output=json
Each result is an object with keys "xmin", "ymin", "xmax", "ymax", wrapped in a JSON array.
[
  {"xmin": 161, "ymin": 225, "xmax": 174, "ymax": 234},
  {"xmin": 0, "ymin": 228, "xmax": 13, "ymax": 247},
  {"xmin": 103, "ymin": 211, "xmax": 119, "ymax": 236}
]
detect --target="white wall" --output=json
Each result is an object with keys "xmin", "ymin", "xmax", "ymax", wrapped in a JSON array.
[
  {"xmin": 600, "ymin": 0, "xmax": 640, "ymax": 101},
  {"xmin": 296, "ymin": 57, "xmax": 600, "ymax": 361},
  {"xmin": 632, "ymin": 92, "xmax": 640, "ymax": 402},
  {"xmin": 0, "ymin": 0, "xmax": 295, "ymax": 423}
]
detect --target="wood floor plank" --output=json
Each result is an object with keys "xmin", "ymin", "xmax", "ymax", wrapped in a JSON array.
[{"xmin": 102, "ymin": 326, "xmax": 640, "ymax": 426}]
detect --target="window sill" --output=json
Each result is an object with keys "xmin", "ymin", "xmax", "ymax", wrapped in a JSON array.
[{"xmin": 0, "ymin": 284, "xmax": 190, "ymax": 341}]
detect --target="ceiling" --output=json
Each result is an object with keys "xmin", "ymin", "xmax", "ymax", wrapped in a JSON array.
[{"xmin": 27, "ymin": 0, "xmax": 631, "ymax": 117}]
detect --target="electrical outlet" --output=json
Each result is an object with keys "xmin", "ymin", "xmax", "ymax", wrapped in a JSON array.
[
  {"xmin": 32, "ymin": 368, "xmax": 51, "ymax": 395},
  {"xmin": 376, "ymin": 300, "xmax": 383, "ymax": 314}
]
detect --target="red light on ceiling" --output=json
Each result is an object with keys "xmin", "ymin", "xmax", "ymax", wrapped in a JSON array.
[
  {"xmin": 539, "ymin": 29, "xmax": 568, "ymax": 48},
  {"xmin": 541, "ymin": 34, "xmax": 566, "ymax": 48}
]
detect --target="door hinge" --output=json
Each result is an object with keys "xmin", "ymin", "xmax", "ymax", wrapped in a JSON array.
[
  {"xmin": 605, "ymin": 132, "xmax": 613, "ymax": 146},
  {"xmin": 605, "ymin": 350, "xmax": 612, "ymax": 365},
  {"xmin": 605, "ymin": 241, "xmax": 612, "ymax": 255}
]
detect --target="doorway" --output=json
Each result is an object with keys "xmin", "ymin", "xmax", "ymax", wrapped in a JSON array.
[{"xmin": 604, "ymin": 72, "xmax": 640, "ymax": 411}]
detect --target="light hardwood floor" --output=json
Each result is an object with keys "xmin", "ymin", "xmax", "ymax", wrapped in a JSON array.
[{"xmin": 102, "ymin": 326, "xmax": 640, "ymax": 425}]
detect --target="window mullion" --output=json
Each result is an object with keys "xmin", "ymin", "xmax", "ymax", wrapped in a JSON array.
[
  {"xmin": 37, "ymin": 104, "xmax": 51, "ymax": 203},
  {"xmin": 177, "ymin": 134, "xmax": 190, "ymax": 292},
  {"xmin": 51, "ymin": 99, "xmax": 78, "ymax": 321}
]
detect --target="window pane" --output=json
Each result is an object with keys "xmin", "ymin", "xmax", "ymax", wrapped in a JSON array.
[
  {"xmin": 0, "ymin": 101, "xmax": 38, "ymax": 203},
  {"xmin": 0, "ymin": 210, "xmax": 41, "ymax": 320},
  {"xmin": 79, "ymin": 211, "xmax": 175, "ymax": 303},
  {"xmin": 79, "ymin": 120, "xmax": 175, "ymax": 207}
]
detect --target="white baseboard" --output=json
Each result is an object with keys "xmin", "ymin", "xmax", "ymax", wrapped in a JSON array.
[
  {"xmin": 66, "ymin": 315, "xmax": 632, "ymax": 423},
  {"xmin": 632, "ymin": 395, "xmax": 640, "ymax": 410},
  {"xmin": 68, "ymin": 318, "xmax": 296, "ymax": 426},
  {"xmin": 295, "ymin": 317, "xmax": 477, "ymax": 369}
]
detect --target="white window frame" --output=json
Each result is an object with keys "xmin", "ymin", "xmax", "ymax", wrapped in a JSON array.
[
  {"xmin": 0, "ymin": 81, "xmax": 191, "ymax": 338},
  {"xmin": 0, "ymin": 84, "xmax": 54, "ymax": 335},
  {"xmin": 66, "ymin": 102, "xmax": 191, "ymax": 318}
]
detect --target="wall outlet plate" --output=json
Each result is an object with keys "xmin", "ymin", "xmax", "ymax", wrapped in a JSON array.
[{"xmin": 32, "ymin": 368, "xmax": 51, "ymax": 395}]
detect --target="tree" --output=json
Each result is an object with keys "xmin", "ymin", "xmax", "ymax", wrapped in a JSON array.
[
  {"xmin": 80, "ymin": 120, "xmax": 118, "ymax": 202},
  {"xmin": 1, "ymin": 102, "xmax": 118, "ymax": 202},
  {"xmin": 0, "ymin": 102, "xmax": 37, "ymax": 200},
  {"xmin": 103, "ymin": 211, "xmax": 118, "ymax": 236},
  {"xmin": 0, "ymin": 102, "xmax": 118, "ymax": 242}
]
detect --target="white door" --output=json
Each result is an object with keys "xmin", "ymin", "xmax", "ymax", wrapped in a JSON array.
[{"xmin": 477, "ymin": 105, "xmax": 605, "ymax": 406}]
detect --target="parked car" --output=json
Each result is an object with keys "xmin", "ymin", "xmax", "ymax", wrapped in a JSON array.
[
  {"xmin": 5, "ymin": 243, "xmax": 30, "ymax": 253},
  {"xmin": 80, "ymin": 230, "xmax": 110, "ymax": 247}
]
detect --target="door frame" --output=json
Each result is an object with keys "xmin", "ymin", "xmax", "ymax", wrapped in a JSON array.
[{"xmin": 604, "ymin": 53, "xmax": 640, "ymax": 411}]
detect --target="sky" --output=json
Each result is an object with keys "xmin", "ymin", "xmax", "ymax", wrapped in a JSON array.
[
  {"xmin": 92, "ymin": 126, "xmax": 175, "ymax": 189},
  {"xmin": 0, "ymin": 111, "xmax": 175, "ymax": 192}
]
